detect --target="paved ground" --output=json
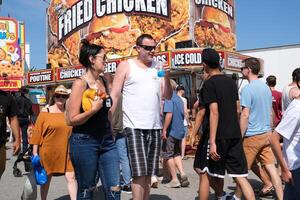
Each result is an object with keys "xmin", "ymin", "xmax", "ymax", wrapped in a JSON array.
[{"xmin": 0, "ymin": 144, "xmax": 276, "ymax": 200}]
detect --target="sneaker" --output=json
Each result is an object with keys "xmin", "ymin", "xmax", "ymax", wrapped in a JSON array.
[
  {"xmin": 121, "ymin": 185, "xmax": 132, "ymax": 194},
  {"xmin": 218, "ymin": 192, "xmax": 232, "ymax": 200},
  {"xmin": 165, "ymin": 179, "xmax": 181, "ymax": 188},
  {"xmin": 151, "ymin": 176, "xmax": 159, "ymax": 188},
  {"xmin": 223, "ymin": 194, "xmax": 240, "ymax": 200},
  {"xmin": 180, "ymin": 175, "xmax": 190, "ymax": 187}
]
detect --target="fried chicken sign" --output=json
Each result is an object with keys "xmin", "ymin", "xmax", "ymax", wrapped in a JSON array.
[{"xmin": 47, "ymin": 0, "xmax": 236, "ymax": 68}]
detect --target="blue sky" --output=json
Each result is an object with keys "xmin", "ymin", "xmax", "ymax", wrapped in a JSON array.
[{"xmin": 0, "ymin": 0, "xmax": 300, "ymax": 69}]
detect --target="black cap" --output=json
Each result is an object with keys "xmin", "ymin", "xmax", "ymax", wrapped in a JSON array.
[{"xmin": 202, "ymin": 48, "xmax": 220, "ymax": 68}]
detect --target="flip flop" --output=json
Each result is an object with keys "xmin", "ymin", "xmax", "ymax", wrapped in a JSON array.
[{"xmin": 258, "ymin": 186, "xmax": 274, "ymax": 197}]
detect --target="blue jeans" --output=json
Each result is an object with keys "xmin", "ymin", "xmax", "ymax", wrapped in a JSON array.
[
  {"xmin": 18, "ymin": 117, "xmax": 30, "ymax": 153},
  {"xmin": 115, "ymin": 133, "xmax": 131, "ymax": 186},
  {"xmin": 69, "ymin": 133, "xmax": 120, "ymax": 200},
  {"xmin": 284, "ymin": 167, "xmax": 300, "ymax": 200}
]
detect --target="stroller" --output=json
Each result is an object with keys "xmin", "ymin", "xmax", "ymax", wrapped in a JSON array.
[{"xmin": 13, "ymin": 146, "xmax": 33, "ymax": 177}]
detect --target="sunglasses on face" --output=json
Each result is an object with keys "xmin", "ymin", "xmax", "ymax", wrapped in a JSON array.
[
  {"xmin": 94, "ymin": 54, "xmax": 107, "ymax": 61},
  {"xmin": 138, "ymin": 44, "xmax": 156, "ymax": 51},
  {"xmin": 241, "ymin": 67, "xmax": 248, "ymax": 72},
  {"xmin": 55, "ymin": 94, "xmax": 68, "ymax": 99}
]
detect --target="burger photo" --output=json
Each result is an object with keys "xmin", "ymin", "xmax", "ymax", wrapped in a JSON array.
[
  {"xmin": 86, "ymin": 14, "xmax": 141, "ymax": 59},
  {"xmin": 194, "ymin": 7, "xmax": 236, "ymax": 51},
  {"xmin": 130, "ymin": 0, "xmax": 189, "ymax": 43}
]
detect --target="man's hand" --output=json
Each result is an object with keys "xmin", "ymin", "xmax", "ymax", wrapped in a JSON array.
[
  {"xmin": 209, "ymin": 142, "xmax": 220, "ymax": 161},
  {"xmin": 9, "ymin": 116, "xmax": 20, "ymax": 155},
  {"xmin": 12, "ymin": 140, "xmax": 20, "ymax": 155},
  {"xmin": 281, "ymin": 169, "xmax": 293, "ymax": 184},
  {"xmin": 161, "ymin": 130, "xmax": 167, "ymax": 141}
]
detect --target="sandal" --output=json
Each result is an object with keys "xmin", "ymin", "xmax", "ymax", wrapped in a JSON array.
[{"xmin": 258, "ymin": 186, "xmax": 274, "ymax": 197}]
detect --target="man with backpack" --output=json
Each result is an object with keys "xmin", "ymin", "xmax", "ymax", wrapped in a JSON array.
[{"xmin": 15, "ymin": 86, "xmax": 33, "ymax": 153}]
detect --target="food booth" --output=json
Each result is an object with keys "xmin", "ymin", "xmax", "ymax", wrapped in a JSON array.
[{"xmin": 26, "ymin": 0, "xmax": 263, "ymax": 150}]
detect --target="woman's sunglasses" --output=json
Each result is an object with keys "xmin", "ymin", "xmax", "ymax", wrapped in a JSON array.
[{"xmin": 55, "ymin": 94, "xmax": 68, "ymax": 99}]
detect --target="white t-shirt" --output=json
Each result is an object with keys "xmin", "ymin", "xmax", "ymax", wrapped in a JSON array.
[
  {"xmin": 179, "ymin": 96, "xmax": 188, "ymax": 126},
  {"xmin": 275, "ymin": 99, "xmax": 300, "ymax": 170}
]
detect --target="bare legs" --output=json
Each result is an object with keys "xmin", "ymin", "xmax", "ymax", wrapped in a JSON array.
[
  {"xmin": 65, "ymin": 172, "xmax": 77, "ymax": 200},
  {"xmin": 40, "ymin": 175, "xmax": 52, "ymax": 200},
  {"xmin": 131, "ymin": 175, "xmax": 151, "ymax": 200},
  {"xmin": 40, "ymin": 172, "xmax": 77, "ymax": 200}
]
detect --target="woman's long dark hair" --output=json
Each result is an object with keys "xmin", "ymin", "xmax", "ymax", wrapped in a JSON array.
[{"xmin": 79, "ymin": 39, "xmax": 104, "ymax": 70}]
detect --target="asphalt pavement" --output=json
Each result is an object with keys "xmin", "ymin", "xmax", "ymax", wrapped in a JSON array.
[{"xmin": 0, "ymin": 143, "xmax": 276, "ymax": 200}]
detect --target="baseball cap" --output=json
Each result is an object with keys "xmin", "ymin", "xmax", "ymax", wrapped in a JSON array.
[
  {"xmin": 54, "ymin": 85, "xmax": 69, "ymax": 95},
  {"xmin": 201, "ymin": 48, "xmax": 220, "ymax": 68}
]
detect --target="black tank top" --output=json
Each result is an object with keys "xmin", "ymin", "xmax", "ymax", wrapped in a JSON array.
[{"xmin": 72, "ymin": 76, "xmax": 113, "ymax": 136}]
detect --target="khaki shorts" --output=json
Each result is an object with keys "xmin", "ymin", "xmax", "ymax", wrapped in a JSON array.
[
  {"xmin": 243, "ymin": 132, "xmax": 275, "ymax": 169},
  {"xmin": 0, "ymin": 145, "xmax": 6, "ymax": 179}
]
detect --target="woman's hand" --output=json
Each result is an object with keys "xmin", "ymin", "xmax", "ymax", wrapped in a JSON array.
[
  {"xmin": 32, "ymin": 144, "xmax": 39, "ymax": 156},
  {"xmin": 90, "ymin": 97, "xmax": 103, "ymax": 113}
]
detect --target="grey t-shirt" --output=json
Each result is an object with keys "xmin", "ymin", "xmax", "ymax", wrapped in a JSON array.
[{"xmin": 112, "ymin": 96, "xmax": 123, "ymax": 135}]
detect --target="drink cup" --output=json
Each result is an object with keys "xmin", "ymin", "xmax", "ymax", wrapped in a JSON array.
[{"xmin": 157, "ymin": 61, "xmax": 165, "ymax": 77}]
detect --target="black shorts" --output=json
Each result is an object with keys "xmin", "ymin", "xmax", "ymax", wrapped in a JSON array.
[
  {"xmin": 161, "ymin": 136, "xmax": 182, "ymax": 159},
  {"xmin": 194, "ymin": 133, "xmax": 248, "ymax": 178}
]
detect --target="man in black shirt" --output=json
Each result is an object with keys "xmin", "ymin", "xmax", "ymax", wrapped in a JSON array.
[
  {"xmin": 15, "ymin": 86, "xmax": 33, "ymax": 153},
  {"xmin": 0, "ymin": 89, "xmax": 20, "ymax": 179},
  {"xmin": 194, "ymin": 48, "xmax": 255, "ymax": 200}
]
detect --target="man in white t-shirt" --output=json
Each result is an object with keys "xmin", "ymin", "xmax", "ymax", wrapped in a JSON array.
[
  {"xmin": 111, "ymin": 34, "xmax": 172, "ymax": 200},
  {"xmin": 270, "ymin": 78, "xmax": 300, "ymax": 199}
]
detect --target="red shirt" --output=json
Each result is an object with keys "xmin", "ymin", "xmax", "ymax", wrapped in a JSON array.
[{"xmin": 272, "ymin": 90, "xmax": 282, "ymax": 126}]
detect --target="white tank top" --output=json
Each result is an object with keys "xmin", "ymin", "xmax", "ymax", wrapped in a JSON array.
[{"xmin": 122, "ymin": 59, "xmax": 163, "ymax": 129}]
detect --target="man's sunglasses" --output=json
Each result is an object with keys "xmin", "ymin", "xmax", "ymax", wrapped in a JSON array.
[
  {"xmin": 138, "ymin": 44, "xmax": 156, "ymax": 51},
  {"xmin": 55, "ymin": 94, "xmax": 68, "ymax": 99},
  {"xmin": 240, "ymin": 67, "xmax": 248, "ymax": 71}
]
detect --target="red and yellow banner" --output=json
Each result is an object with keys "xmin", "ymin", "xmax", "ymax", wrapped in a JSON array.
[{"xmin": 0, "ymin": 77, "xmax": 22, "ymax": 91}]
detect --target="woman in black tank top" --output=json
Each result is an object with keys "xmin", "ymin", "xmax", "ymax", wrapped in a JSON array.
[{"xmin": 66, "ymin": 40, "xmax": 120, "ymax": 200}]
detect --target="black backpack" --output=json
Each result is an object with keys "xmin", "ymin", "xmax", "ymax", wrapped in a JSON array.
[{"xmin": 16, "ymin": 95, "xmax": 32, "ymax": 118}]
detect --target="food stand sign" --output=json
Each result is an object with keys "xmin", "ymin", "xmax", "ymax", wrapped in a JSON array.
[
  {"xmin": 104, "ymin": 59, "xmax": 122, "ymax": 73},
  {"xmin": 56, "ymin": 65, "xmax": 86, "ymax": 81},
  {"xmin": 0, "ymin": 77, "xmax": 22, "ymax": 91},
  {"xmin": 27, "ymin": 69, "xmax": 55, "ymax": 85},
  {"xmin": 171, "ymin": 48, "xmax": 225, "ymax": 68},
  {"xmin": 0, "ymin": 18, "xmax": 24, "ymax": 85},
  {"xmin": 47, "ymin": 0, "xmax": 235, "ymax": 69}
]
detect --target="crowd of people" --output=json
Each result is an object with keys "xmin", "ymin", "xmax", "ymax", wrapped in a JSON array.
[{"xmin": 0, "ymin": 33, "xmax": 300, "ymax": 200}]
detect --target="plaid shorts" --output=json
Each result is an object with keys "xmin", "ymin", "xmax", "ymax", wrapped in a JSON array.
[{"xmin": 124, "ymin": 128, "xmax": 161, "ymax": 177}]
